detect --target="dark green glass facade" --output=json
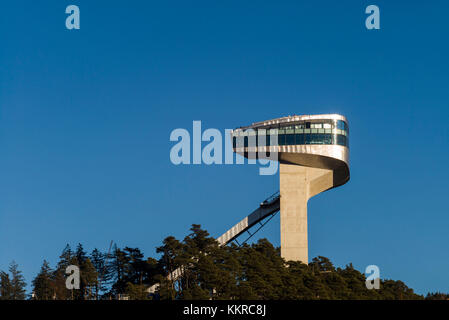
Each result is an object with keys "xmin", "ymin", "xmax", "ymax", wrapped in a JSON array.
[{"xmin": 233, "ymin": 119, "xmax": 349, "ymax": 148}]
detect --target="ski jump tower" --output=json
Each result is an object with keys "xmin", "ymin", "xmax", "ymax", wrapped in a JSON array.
[
  {"xmin": 147, "ymin": 114, "xmax": 350, "ymax": 293},
  {"xmin": 231, "ymin": 114, "xmax": 350, "ymax": 263}
]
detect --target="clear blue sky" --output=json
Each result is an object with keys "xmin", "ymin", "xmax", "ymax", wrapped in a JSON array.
[{"xmin": 0, "ymin": 1, "xmax": 448, "ymax": 295}]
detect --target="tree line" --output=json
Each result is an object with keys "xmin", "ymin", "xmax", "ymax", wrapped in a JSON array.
[{"xmin": 0, "ymin": 225, "xmax": 448, "ymax": 300}]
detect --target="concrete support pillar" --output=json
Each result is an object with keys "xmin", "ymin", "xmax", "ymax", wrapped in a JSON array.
[{"xmin": 279, "ymin": 163, "xmax": 333, "ymax": 264}]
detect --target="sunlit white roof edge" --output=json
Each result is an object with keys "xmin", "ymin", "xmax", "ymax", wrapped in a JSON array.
[{"xmin": 236, "ymin": 114, "xmax": 348, "ymax": 130}]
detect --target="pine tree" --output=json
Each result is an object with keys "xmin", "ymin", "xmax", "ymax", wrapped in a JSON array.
[
  {"xmin": 91, "ymin": 248, "xmax": 112, "ymax": 299},
  {"xmin": 125, "ymin": 282, "xmax": 150, "ymax": 300},
  {"xmin": 123, "ymin": 247, "xmax": 146, "ymax": 285},
  {"xmin": 71, "ymin": 243, "xmax": 87, "ymax": 300},
  {"xmin": 80, "ymin": 258, "xmax": 98, "ymax": 300},
  {"xmin": 8, "ymin": 261, "xmax": 27, "ymax": 300},
  {"xmin": 57, "ymin": 244, "xmax": 73, "ymax": 270},
  {"xmin": 32, "ymin": 260, "xmax": 54, "ymax": 300},
  {"xmin": 53, "ymin": 244, "xmax": 74, "ymax": 300},
  {"xmin": 75, "ymin": 243, "xmax": 87, "ymax": 265},
  {"xmin": 111, "ymin": 246, "xmax": 129, "ymax": 295},
  {"xmin": 0, "ymin": 271, "xmax": 13, "ymax": 300},
  {"xmin": 142, "ymin": 257, "xmax": 161, "ymax": 287},
  {"xmin": 156, "ymin": 236, "xmax": 183, "ymax": 299}
]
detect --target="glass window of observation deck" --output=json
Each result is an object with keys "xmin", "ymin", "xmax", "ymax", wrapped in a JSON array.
[
  {"xmin": 295, "ymin": 133, "xmax": 304, "ymax": 145},
  {"xmin": 337, "ymin": 135, "xmax": 347, "ymax": 146},
  {"xmin": 337, "ymin": 120, "xmax": 348, "ymax": 132},
  {"xmin": 286, "ymin": 133, "xmax": 295, "ymax": 145}
]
